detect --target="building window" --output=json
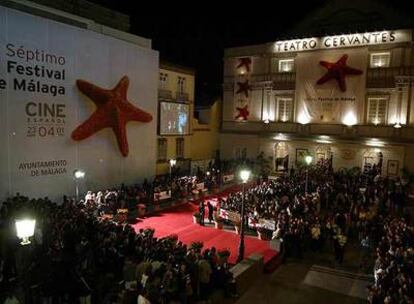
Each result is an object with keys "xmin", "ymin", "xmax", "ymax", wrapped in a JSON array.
[
  {"xmin": 370, "ymin": 52, "xmax": 390, "ymax": 68},
  {"xmin": 278, "ymin": 59, "xmax": 294, "ymax": 72},
  {"xmin": 159, "ymin": 73, "xmax": 168, "ymax": 89},
  {"xmin": 275, "ymin": 97, "xmax": 293, "ymax": 122},
  {"xmin": 176, "ymin": 138, "xmax": 184, "ymax": 159},
  {"xmin": 177, "ymin": 76, "xmax": 186, "ymax": 93},
  {"xmin": 157, "ymin": 138, "xmax": 167, "ymax": 161},
  {"xmin": 367, "ymin": 97, "xmax": 388, "ymax": 125}
]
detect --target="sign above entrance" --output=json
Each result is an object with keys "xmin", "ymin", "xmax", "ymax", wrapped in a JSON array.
[{"xmin": 273, "ymin": 30, "xmax": 412, "ymax": 53}]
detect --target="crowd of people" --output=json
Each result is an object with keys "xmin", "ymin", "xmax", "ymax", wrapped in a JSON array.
[
  {"xmin": 1, "ymin": 157, "xmax": 413, "ymax": 303},
  {"xmin": 0, "ymin": 194, "xmax": 236, "ymax": 304},
  {"xmin": 72, "ymin": 170, "xmax": 221, "ymax": 218},
  {"xmin": 219, "ymin": 160, "xmax": 414, "ymax": 303},
  {"xmin": 367, "ymin": 216, "xmax": 414, "ymax": 303}
]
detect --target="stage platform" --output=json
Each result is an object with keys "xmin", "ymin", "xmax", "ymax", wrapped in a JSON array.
[{"xmin": 132, "ymin": 203, "xmax": 278, "ymax": 265}]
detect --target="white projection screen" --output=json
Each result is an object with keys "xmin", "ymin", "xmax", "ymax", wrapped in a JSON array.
[{"xmin": 160, "ymin": 102, "xmax": 190, "ymax": 135}]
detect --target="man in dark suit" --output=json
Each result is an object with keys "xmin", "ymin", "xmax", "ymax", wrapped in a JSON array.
[
  {"xmin": 199, "ymin": 201, "xmax": 205, "ymax": 226},
  {"xmin": 207, "ymin": 201, "xmax": 214, "ymax": 224}
]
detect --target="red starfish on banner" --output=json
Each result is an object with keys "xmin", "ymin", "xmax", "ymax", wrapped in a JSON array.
[
  {"xmin": 236, "ymin": 80, "xmax": 252, "ymax": 98},
  {"xmin": 72, "ymin": 76, "xmax": 153, "ymax": 157},
  {"xmin": 235, "ymin": 105, "xmax": 249, "ymax": 120},
  {"xmin": 316, "ymin": 54, "xmax": 363, "ymax": 92},
  {"xmin": 236, "ymin": 57, "xmax": 252, "ymax": 72}
]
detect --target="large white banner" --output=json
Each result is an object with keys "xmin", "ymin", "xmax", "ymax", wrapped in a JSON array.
[
  {"xmin": 0, "ymin": 7, "xmax": 158, "ymax": 202},
  {"xmin": 295, "ymin": 48, "xmax": 368, "ymax": 124}
]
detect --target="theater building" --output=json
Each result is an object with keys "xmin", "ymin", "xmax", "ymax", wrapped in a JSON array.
[{"xmin": 221, "ymin": 29, "xmax": 414, "ymax": 175}]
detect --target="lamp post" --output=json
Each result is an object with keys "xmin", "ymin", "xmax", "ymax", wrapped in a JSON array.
[
  {"xmin": 169, "ymin": 159, "xmax": 176, "ymax": 179},
  {"xmin": 304, "ymin": 155, "xmax": 313, "ymax": 194},
  {"xmin": 15, "ymin": 219, "xmax": 36, "ymax": 245},
  {"xmin": 15, "ymin": 218, "xmax": 36, "ymax": 303},
  {"xmin": 237, "ymin": 169, "xmax": 251, "ymax": 263},
  {"xmin": 73, "ymin": 169, "xmax": 85, "ymax": 201}
]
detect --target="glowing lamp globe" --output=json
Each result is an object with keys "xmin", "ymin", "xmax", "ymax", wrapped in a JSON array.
[
  {"xmin": 239, "ymin": 170, "xmax": 251, "ymax": 183},
  {"xmin": 169, "ymin": 159, "xmax": 177, "ymax": 167},
  {"xmin": 15, "ymin": 219, "xmax": 36, "ymax": 245},
  {"xmin": 74, "ymin": 169, "xmax": 85, "ymax": 179},
  {"xmin": 305, "ymin": 155, "xmax": 313, "ymax": 165}
]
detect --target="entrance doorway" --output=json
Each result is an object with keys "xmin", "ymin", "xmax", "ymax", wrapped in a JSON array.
[{"xmin": 274, "ymin": 142, "xmax": 289, "ymax": 172}]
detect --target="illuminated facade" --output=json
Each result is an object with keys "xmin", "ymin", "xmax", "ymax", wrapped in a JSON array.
[
  {"xmin": 156, "ymin": 63, "xmax": 220, "ymax": 175},
  {"xmin": 156, "ymin": 63, "xmax": 195, "ymax": 175},
  {"xmin": 221, "ymin": 29, "xmax": 414, "ymax": 175}
]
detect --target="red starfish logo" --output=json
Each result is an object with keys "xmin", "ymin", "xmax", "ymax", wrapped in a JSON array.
[
  {"xmin": 236, "ymin": 57, "xmax": 252, "ymax": 72},
  {"xmin": 235, "ymin": 105, "xmax": 249, "ymax": 120},
  {"xmin": 236, "ymin": 80, "xmax": 252, "ymax": 98},
  {"xmin": 316, "ymin": 54, "xmax": 363, "ymax": 92},
  {"xmin": 72, "ymin": 76, "xmax": 152, "ymax": 157}
]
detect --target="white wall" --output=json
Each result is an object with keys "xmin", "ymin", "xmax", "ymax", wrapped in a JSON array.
[{"xmin": 0, "ymin": 6, "xmax": 158, "ymax": 202}]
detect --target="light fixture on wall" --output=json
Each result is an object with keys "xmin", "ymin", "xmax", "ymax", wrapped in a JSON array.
[
  {"xmin": 297, "ymin": 111, "xmax": 310, "ymax": 125},
  {"xmin": 342, "ymin": 111, "xmax": 357, "ymax": 126},
  {"xmin": 274, "ymin": 133, "xmax": 288, "ymax": 141},
  {"xmin": 366, "ymin": 138, "xmax": 384, "ymax": 147},
  {"xmin": 316, "ymin": 135, "xmax": 332, "ymax": 144},
  {"xmin": 316, "ymin": 139, "xmax": 332, "ymax": 144}
]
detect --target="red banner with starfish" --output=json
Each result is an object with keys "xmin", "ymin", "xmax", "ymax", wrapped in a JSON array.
[
  {"xmin": 295, "ymin": 49, "xmax": 367, "ymax": 124},
  {"xmin": 233, "ymin": 57, "xmax": 252, "ymax": 121}
]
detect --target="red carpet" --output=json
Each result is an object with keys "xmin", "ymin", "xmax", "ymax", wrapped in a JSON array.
[{"xmin": 132, "ymin": 203, "xmax": 278, "ymax": 265}]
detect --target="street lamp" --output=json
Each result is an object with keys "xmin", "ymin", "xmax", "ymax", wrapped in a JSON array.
[
  {"xmin": 73, "ymin": 169, "xmax": 85, "ymax": 201},
  {"xmin": 15, "ymin": 219, "xmax": 36, "ymax": 245},
  {"xmin": 169, "ymin": 159, "xmax": 176, "ymax": 179},
  {"xmin": 237, "ymin": 169, "xmax": 251, "ymax": 263},
  {"xmin": 304, "ymin": 155, "xmax": 313, "ymax": 194}
]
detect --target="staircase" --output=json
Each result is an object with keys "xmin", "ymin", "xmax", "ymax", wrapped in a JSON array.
[{"xmin": 303, "ymin": 265, "xmax": 374, "ymax": 299}]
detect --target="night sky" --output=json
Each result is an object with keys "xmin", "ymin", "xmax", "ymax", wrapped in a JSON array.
[{"xmin": 89, "ymin": 1, "xmax": 413, "ymax": 104}]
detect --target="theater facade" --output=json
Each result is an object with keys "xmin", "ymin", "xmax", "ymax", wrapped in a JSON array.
[{"xmin": 221, "ymin": 29, "xmax": 414, "ymax": 175}]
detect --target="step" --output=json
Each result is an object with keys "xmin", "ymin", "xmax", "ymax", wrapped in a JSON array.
[{"xmin": 310, "ymin": 265, "xmax": 374, "ymax": 282}]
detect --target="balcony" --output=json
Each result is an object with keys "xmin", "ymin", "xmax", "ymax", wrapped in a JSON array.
[
  {"xmin": 158, "ymin": 89, "xmax": 173, "ymax": 100},
  {"xmin": 223, "ymin": 72, "xmax": 296, "ymax": 91},
  {"xmin": 221, "ymin": 120, "xmax": 414, "ymax": 144},
  {"xmin": 366, "ymin": 66, "xmax": 414, "ymax": 88},
  {"xmin": 223, "ymin": 66, "xmax": 414, "ymax": 91},
  {"xmin": 176, "ymin": 92, "xmax": 189, "ymax": 102}
]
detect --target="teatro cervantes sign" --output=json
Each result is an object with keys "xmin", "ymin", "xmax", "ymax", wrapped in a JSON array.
[{"xmin": 273, "ymin": 30, "xmax": 412, "ymax": 53}]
